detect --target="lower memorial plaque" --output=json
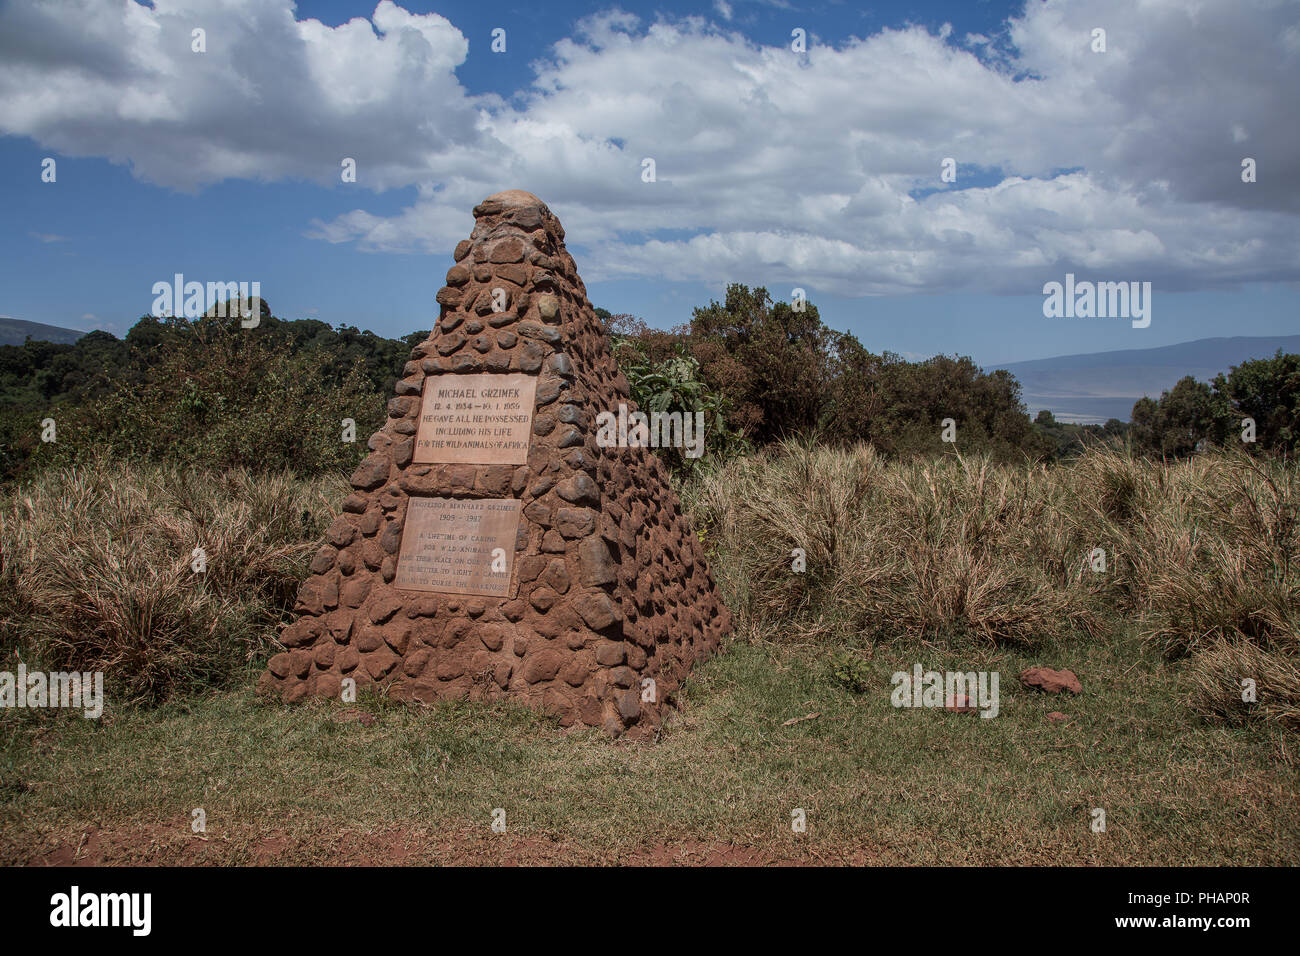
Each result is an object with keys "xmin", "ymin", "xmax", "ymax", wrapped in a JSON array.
[{"xmin": 394, "ymin": 496, "xmax": 521, "ymax": 598}]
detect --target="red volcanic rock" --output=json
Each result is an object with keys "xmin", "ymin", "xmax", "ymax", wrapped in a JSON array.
[{"xmin": 1019, "ymin": 667, "xmax": 1083, "ymax": 694}]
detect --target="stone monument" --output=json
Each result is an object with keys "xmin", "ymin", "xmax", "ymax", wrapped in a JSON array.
[{"xmin": 258, "ymin": 190, "xmax": 732, "ymax": 736}]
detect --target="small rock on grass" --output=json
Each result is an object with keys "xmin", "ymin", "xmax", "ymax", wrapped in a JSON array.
[
  {"xmin": 1019, "ymin": 667, "xmax": 1082, "ymax": 694},
  {"xmin": 335, "ymin": 708, "xmax": 377, "ymax": 727}
]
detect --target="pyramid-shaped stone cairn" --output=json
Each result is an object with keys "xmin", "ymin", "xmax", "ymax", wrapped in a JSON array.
[{"xmin": 259, "ymin": 190, "xmax": 732, "ymax": 735}]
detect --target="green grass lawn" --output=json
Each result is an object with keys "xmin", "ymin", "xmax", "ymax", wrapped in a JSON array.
[{"xmin": 3, "ymin": 624, "xmax": 1295, "ymax": 865}]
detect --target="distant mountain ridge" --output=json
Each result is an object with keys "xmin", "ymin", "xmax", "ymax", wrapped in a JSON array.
[
  {"xmin": 0, "ymin": 317, "xmax": 86, "ymax": 347},
  {"xmin": 997, "ymin": 335, "xmax": 1300, "ymax": 424}
]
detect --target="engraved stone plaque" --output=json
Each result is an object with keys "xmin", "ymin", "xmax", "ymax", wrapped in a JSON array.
[
  {"xmin": 414, "ymin": 372, "xmax": 537, "ymax": 465},
  {"xmin": 394, "ymin": 497, "xmax": 521, "ymax": 597}
]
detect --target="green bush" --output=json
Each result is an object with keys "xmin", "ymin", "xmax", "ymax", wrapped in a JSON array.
[
  {"xmin": 1130, "ymin": 351, "xmax": 1300, "ymax": 458},
  {"xmin": 827, "ymin": 651, "xmax": 872, "ymax": 694},
  {"xmin": 0, "ymin": 307, "xmax": 415, "ymax": 484},
  {"xmin": 44, "ymin": 315, "xmax": 384, "ymax": 477},
  {"xmin": 612, "ymin": 337, "xmax": 747, "ymax": 476}
]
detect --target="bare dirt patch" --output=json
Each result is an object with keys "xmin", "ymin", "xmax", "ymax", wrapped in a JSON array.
[{"xmin": 7, "ymin": 819, "xmax": 837, "ymax": 867}]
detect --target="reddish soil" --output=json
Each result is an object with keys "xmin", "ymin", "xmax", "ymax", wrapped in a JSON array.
[{"xmin": 6, "ymin": 819, "xmax": 852, "ymax": 867}]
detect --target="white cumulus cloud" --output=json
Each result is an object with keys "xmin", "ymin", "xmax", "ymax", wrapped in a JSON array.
[{"xmin": 1, "ymin": 0, "xmax": 1296, "ymax": 297}]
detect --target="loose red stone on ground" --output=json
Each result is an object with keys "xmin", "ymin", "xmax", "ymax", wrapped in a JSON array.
[{"xmin": 1019, "ymin": 667, "xmax": 1083, "ymax": 694}]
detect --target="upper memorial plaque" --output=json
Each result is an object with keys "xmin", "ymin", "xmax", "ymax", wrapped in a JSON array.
[{"xmin": 414, "ymin": 372, "xmax": 537, "ymax": 465}]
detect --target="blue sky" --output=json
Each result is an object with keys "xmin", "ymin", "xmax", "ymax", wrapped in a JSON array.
[{"xmin": 1, "ymin": 0, "xmax": 1296, "ymax": 367}]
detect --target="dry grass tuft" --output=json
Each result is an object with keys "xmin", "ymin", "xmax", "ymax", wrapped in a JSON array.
[
  {"xmin": 1189, "ymin": 637, "xmax": 1300, "ymax": 731},
  {"xmin": 688, "ymin": 441, "xmax": 1300, "ymax": 726},
  {"xmin": 3, "ymin": 444, "xmax": 1296, "ymax": 728},
  {"xmin": 0, "ymin": 455, "xmax": 347, "ymax": 703},
  {"xmin": 688, "ymin": 439, "xmax": 1096, "ymax": 646}
]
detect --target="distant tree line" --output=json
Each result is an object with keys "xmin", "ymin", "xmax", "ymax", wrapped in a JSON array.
[
  {"xmin": 609, "ymin": 285, "xmax": 1299, "ymax": 466},
  {"xmin": 609, "ymin": 284, "xmax": 1062, "ymax": 465},
  {"xmin": 0, "ymin": 303, "xmax": 426, "ymax": 482},
  {"xmin": 2, "ymin": 289, "xmax": 1294, "ymax": 484},
  {"xmin": 1129, "ymin": 354, "xmax": 1300, "ymax": 458}
]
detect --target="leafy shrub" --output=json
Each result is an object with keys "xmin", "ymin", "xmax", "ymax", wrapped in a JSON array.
[
  {"xmin": 46, "ymin": 314, "xmax": 384, "ymax": 477},
  {"xmin": 827, "ymin": 651, "xmax": 872, "ymax": 694},
  {"xmin": 0, "ymin": 307, "xmax": 413, "ymax": 484},
  {"xmin": 612, "ymin": 286, "xmax": 1049, "ymax": 462},
  {"xmin": 1130, "ymin": 350, "xmax": 1300, "ymax": 458},
  {"xmin": 612, "ymin": 337, "xmax": 747, "ymax": 475},
  {"xmin": 689, "ymin": 284, "xmax": 833, "ymax": 442}
]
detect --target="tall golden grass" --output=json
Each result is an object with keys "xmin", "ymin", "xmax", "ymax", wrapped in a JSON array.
[
  {"xmin": 687, "ymin": 441, "xmax": 1097, "ymax": 644},
  {"xmin": 0, "ymin": 456, "xmax": 347, "ymax": 703},
  {"xmin": 2, "ymin": 446, "xmax": 1295, "ymax": 729},
  {"xmin": 687, "ymin": 440, "xmax": 1299, "ymax": 729}
]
